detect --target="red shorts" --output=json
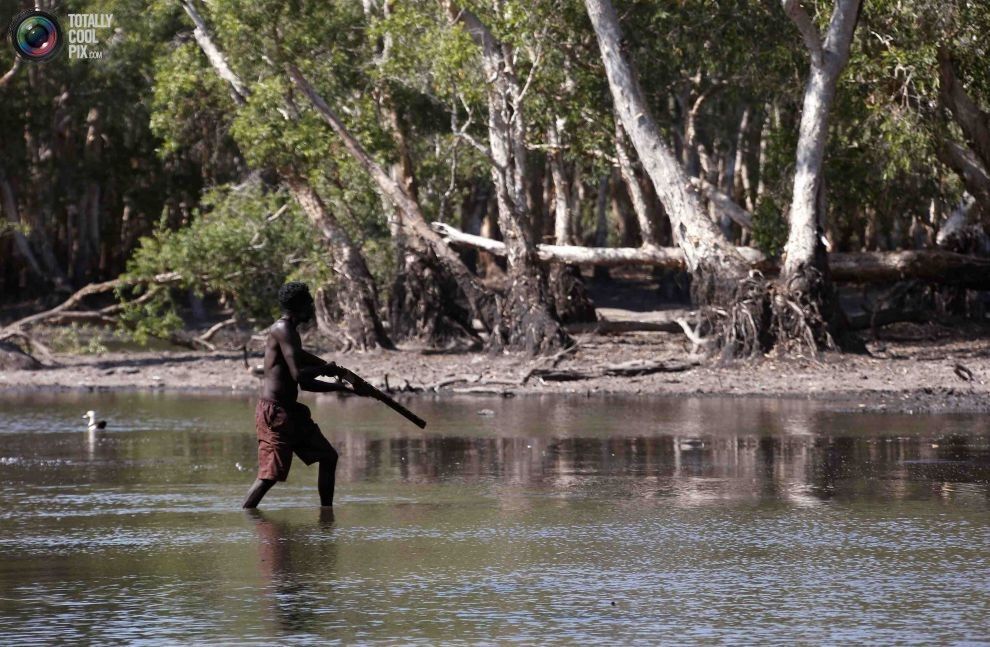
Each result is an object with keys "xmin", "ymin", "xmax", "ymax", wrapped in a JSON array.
[{"xmin": 255, "ymin": 398, "xmax": 337, "ymax": 482}]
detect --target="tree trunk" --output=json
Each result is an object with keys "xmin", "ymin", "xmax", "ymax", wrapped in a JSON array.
[
  {"xmin": 593, "ymin": 174, "xmax": 611, "ymax": 281},
  {"xmin": 375, "ymin": 86, "xmax": 486, "ymax": 346},
  {"xmin": 546, "ymin": 120, "xmax": 596, "ymax": 323},
  {"xmin": 286, "ymin": 65, "xmax": 499, "ymax": 342},
  {"xmin": 181, "ymin": 1, "xmax": 394, "ymax": 349},
  {"xmin": 733, "ymin": 106, "xmax": 753, "ymax": 211},
  {"xmin": 284, "ymin": 177, "xmax": 394, "ymax": 350},
  {"xmin": 0, "ymin": 170, "xmax": 45, "ymax": 281},
  {"xmin": 446, "ymin": 3, "xmax": 572, "ymax": 354},
  {"xmin": 548, "ymin": 119, "xmax": 574, "ymax": 246},
  {"xmin": 939, "ymin": 48, "xmax": 990, "ymax": 173},
  {"xmin": 938, "ymin": 141, "xmax": 990, "ymax": 217},
  {"xmin": 938, "ymin": 49, "xmax": 990, "ymax": 221},
  {"xmin": 614, "ymin": 119, "xmax": 658, "ymax": 246},
  {"xmin": 610, "ymin": 168, "xmax": 639, "ymax": 247},
  {"xmin": 779, "ymin": 0, "xmax": 862, "ymax": 352},
  {"xmin": 585, "ymin": 0, "xmax": 750, "ymax": 307}
]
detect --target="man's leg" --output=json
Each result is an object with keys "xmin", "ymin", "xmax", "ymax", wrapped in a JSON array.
[
  {"xmin": 317, "ymin": 448, "xmax": 339, "ymax": 507},
  {"xmin": 242, "ymin": 478, "xmax": 276, "ymax": 508}
]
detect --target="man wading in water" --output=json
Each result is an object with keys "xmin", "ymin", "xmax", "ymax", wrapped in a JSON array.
[{"xmin": 243, "ymin": 281, "xmax": 372, "ymax": 509}]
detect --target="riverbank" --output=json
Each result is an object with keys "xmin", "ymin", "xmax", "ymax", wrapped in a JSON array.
[{"xmin": 1, "ymin": 320, "xmax": 987, "ymax": 414}]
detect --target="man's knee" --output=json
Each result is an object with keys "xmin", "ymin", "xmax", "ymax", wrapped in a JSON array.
[{"xmin": 321, "ymin": 447, "xmax": 338, "ymax": 465}]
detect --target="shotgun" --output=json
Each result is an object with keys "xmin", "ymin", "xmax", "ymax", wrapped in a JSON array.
[{"xmin": 323, "ymin": 363, "xmax": 427, "ymax": 429}]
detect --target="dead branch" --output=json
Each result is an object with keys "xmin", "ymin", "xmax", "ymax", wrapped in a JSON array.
[
  {"xmin": 0, "ymin": 57, "xmax": 21, "ymax": 89},
  {"xmin": 199, "ymin": 317, "xmax": 238, "ymax": 343},
  {"xmin": 428, "ymin": 373, "xmax": 483, "ymax": 391},
  {"xmin": 0, "ymin": 272, "xmax": 181, "ymax": 342}
]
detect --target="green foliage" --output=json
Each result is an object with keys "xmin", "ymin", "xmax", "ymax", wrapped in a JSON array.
[
  {"xmin": 5, "ymin": 0, "xmax": 990, "ymax": 309},
  {"xmin": 120, "ymin": 183, "xmax": 330, "ymax": 341},
  {"xmin": 48, "ymin": 324, "xmax": 111, "ymax": 355},
  {"xmin": 751, "ymin": 197, "xmax": 788, "ymax": 259},
  {"xmin": 151, "ymin": 42, "xmax": 236, "ymax": 158}
]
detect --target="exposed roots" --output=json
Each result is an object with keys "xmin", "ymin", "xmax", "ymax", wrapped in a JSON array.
[
  {"xmin": 388, "ymin": 249, "xmax": 481, "ymax": 349},
  {"xmin": 771, "ymin": 266, "xmax": 836, "ymax": 356},
  {"xmin": 694, "ymin": 267, "xmax": 836, "ymax": 361},
  {"xmin": 486, "ymin": 265, "xmax": 573, "ymax": 356}
]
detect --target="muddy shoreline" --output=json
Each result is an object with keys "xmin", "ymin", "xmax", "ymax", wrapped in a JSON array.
[{"xmin": 2, "ymin": 323, "xmax": 987, "ymax": 414}]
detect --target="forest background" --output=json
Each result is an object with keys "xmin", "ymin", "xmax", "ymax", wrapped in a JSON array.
[{"xmin": 1, "ymin": 0, "xmax": 989, "ymax": 373}]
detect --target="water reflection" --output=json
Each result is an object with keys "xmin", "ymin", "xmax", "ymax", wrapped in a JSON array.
[
  {"xmin": 247, "ymin": 509, "xmax": 339, "ymax": 635},
  {"xmin": 0, "ymin": 394, "xmax": 988, "ymax": 644},
  {"xmin": 331, "ymin": 431, "xmax": 989, "ymax": 505}
]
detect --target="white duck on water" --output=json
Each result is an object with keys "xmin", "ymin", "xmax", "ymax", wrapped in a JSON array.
[{"xmin": 83, "ymin": 410, "xmax": 107, "ymax": 431}]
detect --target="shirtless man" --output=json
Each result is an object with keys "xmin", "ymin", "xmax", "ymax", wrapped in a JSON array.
[{"xmin": 242, "ymin": 281, "xmax": 371, "ymax": 509}]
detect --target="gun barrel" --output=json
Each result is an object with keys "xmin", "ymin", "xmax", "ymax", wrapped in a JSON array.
[{"xmin": 339, "ymin": 367, "xmax": 427, "ymax": 429}]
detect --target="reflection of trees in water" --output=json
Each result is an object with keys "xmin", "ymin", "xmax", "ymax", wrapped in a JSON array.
[
  {"xmin": 250, "ymin": 510, "xmax": 338, "ymax": 635},
  {"xmin": 335, "ymin": 424, "xmax": 989, "ymax": 504}
]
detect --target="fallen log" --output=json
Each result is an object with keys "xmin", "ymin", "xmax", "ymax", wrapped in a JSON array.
[
  {"xmin": 433, "ymin": 222, "xmax": 990, "ymax": 288},
  {"xmin": 529, "ymin": 358, "xmax": 698, "ymax": 382},
  {"xmin": 829, "ymin": 250, "xmax": 990, "ymax": 289},
  {"xmin": 432, "ymin": 222, "xmax": 766, "ymax": 268},
  {"xmin": 565, "ymin": 319, "xmax": 682, "ymax": 334}
]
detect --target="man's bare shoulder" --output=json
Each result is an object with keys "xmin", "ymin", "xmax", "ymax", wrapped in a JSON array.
[{"xmin": 268, "ymin": 319, "xmax": 298, "ymax": 343}]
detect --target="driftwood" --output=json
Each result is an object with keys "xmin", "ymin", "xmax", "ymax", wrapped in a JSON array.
[
  {"xmin": 433, "ymin": 222, "xmax": 990, "ymax": 289},
  {"xmin": 529, "ymin": 359, "xmax": 698, "ymax": 382}
]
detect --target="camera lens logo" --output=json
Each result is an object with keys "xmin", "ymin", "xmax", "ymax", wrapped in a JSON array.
[{"xmin": 8, "ymin": 10, "xmax": 63, "ymax": 62}]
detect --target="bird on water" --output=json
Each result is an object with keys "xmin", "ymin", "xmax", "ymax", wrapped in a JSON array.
[{"xmin": 83, "ymin": 410, "xmax": 107, "ymax": 431}]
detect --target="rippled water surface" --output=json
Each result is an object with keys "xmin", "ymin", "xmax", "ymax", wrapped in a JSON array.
[{"xmin": 0, "ymin": 391, "xmax": 988, "ymax": 644}]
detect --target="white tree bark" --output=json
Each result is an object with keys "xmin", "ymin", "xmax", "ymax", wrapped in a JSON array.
[
  {"xmin": 445, "ymin": 1, "xmax": 570, "ymax": 352},
  {"xmin": 180, "ymin": 1, "xmax": 248, "ymax": 105},
  {"xmin": 939, "ymin": 48, "xmax": 990, "ymax": 169},
  {"xmin": 938, "ymin": 48, "xmax": 990, "ymax": 219},
  {"xmin": 689, "ymin": 177, "xmax": 753, "ymax": 230},
  {"xmin": 781, "ymin": 0, "xmax": 862, "ymax": 277},
  {"xmin": 584, "ymin": 0, "xmax": 749, "ymax": 292},
  {"xmin": 548, "ymin": 118, "xmax": 573, "ymax": 245}
]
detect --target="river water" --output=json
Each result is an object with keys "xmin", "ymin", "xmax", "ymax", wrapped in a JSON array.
[{"xmin": 0, "ymin": 391, "xmax": 987, "ymax": 644}]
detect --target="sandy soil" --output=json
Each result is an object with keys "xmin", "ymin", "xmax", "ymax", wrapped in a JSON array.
[{"xmin": 2, "ymin": 320, "xmax": 988, "ymax": 414}]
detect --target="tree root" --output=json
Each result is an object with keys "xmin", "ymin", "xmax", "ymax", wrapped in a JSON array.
[{"xmin": 694, "ymin": 268, "xmax": 836, "ymax": 361}]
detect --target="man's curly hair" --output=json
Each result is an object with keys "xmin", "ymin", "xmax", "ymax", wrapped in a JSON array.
[{"xmin": 278, "ymin": 281, "xmax": 312, "ymax": 312}]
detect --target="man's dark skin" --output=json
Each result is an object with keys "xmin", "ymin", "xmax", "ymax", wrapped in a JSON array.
[{"xmin": 242, "ymin": 292, "xmax": 370, "ymax": 509}]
